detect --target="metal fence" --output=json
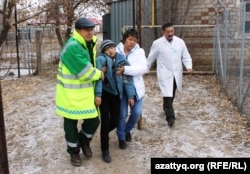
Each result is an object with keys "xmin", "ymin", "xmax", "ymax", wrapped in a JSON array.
[
  {"xmin": 214, "ymin": 2, "xmax": 250, "ymax": 117},
  {"xmin": 0, "ymin": 26, "xmax": 104, "ymax": 79},
  {"xmin": 0, "ymin": 26, "xmax": 61, "ymax": 78}
]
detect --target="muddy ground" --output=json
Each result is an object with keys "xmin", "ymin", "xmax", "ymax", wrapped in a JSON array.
[{"xmin": 2, "ymin": 71, "xmax": 250, "ymax": 174}]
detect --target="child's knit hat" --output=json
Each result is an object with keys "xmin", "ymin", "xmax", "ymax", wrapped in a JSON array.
[{"xmin": 100, "ymin": 40, "xmax": 116, "ymax": 53}]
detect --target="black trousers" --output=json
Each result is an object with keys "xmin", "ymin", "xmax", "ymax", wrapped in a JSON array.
[
  {"xmin": 64, "ymin": 116, "xmax": 100, "ymax": 154},
  {"xmin": 100, "ymin": 90, "xmax": 120, "ymax": 151},
  {"xmin": 163, "ymin": 78, "xmax": 177, "ymax": 121}
]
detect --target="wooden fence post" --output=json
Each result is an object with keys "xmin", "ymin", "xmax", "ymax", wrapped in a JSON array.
[
  {"xmin": 137, "ymin": 115, "xmax": 142, "ymax": 130},
  {"xmin": 0, "ymin": 81, "xmax": 10, "ymax": 174}
]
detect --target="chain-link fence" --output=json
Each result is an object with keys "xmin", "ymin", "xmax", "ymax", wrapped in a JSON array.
[{"xmin": 214, "ymin": 2, "xmax": 250, "ymax": 117}]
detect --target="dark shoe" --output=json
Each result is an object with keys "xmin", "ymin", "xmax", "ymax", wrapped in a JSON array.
[
  {"xmin": 70, "ymin": 149, "xmax": 81, "ymax": 166},
  {"xmin": 81, "ymin": 142, "xmax": 92, "ymax": 157},
  {"xmin": 79, "ymin": 134, "xmax": 93, "ymax": 157},
  {"xmin": 125, "ymin": 132, "xmax": 132, "ymax": 142},
  {"xmin": 119, "ymin": 140, "xmax": 127, "ymax": 149},
  {"xmin": 167, "ymin": 118, "xmax": 175, "ymax": 127},
  {"xmin": 102, "ymin": 150, "xmax": 111, "ymax": 163}
]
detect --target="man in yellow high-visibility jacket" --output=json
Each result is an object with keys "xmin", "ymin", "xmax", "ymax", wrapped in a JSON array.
[{"xmin": 56, "ymin": 17, "xmax": 104, "ymax": 166}]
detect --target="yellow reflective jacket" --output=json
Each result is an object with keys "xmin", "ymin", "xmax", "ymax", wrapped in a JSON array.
[{"xmin": 56, "ymin": 31, "xmax": 101, "ymax": 120}]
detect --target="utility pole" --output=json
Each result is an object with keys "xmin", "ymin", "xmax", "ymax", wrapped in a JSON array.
[
  {"xmin": 0, "ymin": 81, "xmax": 9, "ymax": 174},
  {"xmin": 15, "ymin": 5, "xmax": 20, "ymax": 78},
  {"xmin": 137, "ymin": 0, "xmax": 142, "ymax": 130},
  {"xmin": 137, "ymin": 0, "xmax": 142, "ymax": 45},
  {"xmin": 132, "ymin": 0, "xmax": 135, "ymax": 29}
]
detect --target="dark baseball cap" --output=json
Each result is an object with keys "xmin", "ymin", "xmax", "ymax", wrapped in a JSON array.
[{"xmin": 75, "ymin": 17, "xmax": 95, "ymax": 29}]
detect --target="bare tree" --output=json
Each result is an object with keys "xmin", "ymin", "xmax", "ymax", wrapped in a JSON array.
[
  {"xmin": 0, "ymin": 0, "xmax": 49, "ymax": 48},
  {"xmin": 46, "ymin": 0, "xmax": 109, "ymax": 47},
  {"xmin": 0, "ymin": 0, "xmax": 16, "ymax": 48},
  {"xmin": 0, "ymin": 0, "xmax": 109, "ymax": 48},
  {"xmin": 0, "ymin": 0, "xmax": 109, "ymax": 80}
]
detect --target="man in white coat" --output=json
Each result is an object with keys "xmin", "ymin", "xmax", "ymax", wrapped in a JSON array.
[{"xmin": 147, "ymin": 22, "xmax": 193, "ymax": 127}]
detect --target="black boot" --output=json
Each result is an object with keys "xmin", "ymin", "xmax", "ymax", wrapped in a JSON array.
[
  {"xmin": 102, "ymin": 150, "xmax": 111, "ymax": 163},
  {"xmin": 119, "ymin": 140, "xmax": 127, "ymax": 149},
  {"xmin": 163, "ymin": 96, "xmax": 176, "ymax": 127},
  {"xmin": 125, "ymin": 132, "xmax": 132, "ymax": 142},
  {"xmin": 167, "ymin": 117, "xmax": 175, "ymax": 127}
]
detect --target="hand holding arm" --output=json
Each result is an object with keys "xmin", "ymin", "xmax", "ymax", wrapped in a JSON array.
[
  {"xmin": 116, "ymin": 66, "xmax": 124, "ymax": 75},
  {"xmin": 100, "ymin": 72, "xmax": 105, "ymax": 81}
]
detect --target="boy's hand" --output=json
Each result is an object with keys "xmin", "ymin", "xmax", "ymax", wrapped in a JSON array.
[
  {"xmin": 95, "ymin": 97, "xmax": 102, "ymax": 106},
  {"xmin": 128, "ymin": 99, "xmax": 134, "ymax": 107},
  {"xmin": 101, "ymin": 66, "xmax": 107, "ymax": 73}
]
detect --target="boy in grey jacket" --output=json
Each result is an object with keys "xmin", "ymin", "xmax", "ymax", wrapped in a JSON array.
[{"xmin": 95, "ymin": 39, "xmax": 135, "ymax": 163}]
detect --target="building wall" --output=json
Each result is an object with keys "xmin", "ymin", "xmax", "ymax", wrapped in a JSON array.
[
  {"xmin": 175, "ymin": 0, "xmax": 217, "ymax": 72},
  {"xmin": 108, "ymin": 0, "xmax": 134, "ymax": 44},
  {"xmin": 107, "ymin": 0, "xmax": 249, "ymax": 72}
]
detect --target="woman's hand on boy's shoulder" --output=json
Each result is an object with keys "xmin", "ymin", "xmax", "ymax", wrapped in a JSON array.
[{"xmin": 116, "ymin": 66, "xmax": 124, "ymax": 75}]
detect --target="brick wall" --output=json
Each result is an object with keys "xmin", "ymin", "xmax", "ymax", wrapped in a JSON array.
[{"xmin": 172, "ymin": 0, "xmax": 250, "ymax": 72}]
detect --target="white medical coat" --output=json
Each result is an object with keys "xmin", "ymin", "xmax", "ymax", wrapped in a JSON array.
[
  {"xmin": 147, "ymin": 36, "xmax": 192, "ymax": 97},
  {"xmin": 116, "ymin": 42, "xmax": 148, "ymax": 100}
]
